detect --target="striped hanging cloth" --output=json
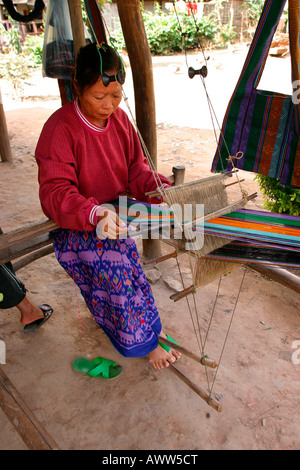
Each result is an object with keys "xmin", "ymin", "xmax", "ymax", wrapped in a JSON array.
[{"xmin": 211, "ymin": 0, "xmax": 300, "ymax": 189}]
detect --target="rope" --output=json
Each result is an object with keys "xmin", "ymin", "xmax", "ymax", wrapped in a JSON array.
[
  {"xmin": 208, "ymin": 267, "xmax": 247, "ymax": 400},
  {"xmin": 227, "ymin": 151, "xmax": 248, "ymax": 198}
]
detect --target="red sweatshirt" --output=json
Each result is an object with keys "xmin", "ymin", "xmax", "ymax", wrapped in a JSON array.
[{"xmin": 35, "ymin": 100, "xmax": 170, "ymax": 231}]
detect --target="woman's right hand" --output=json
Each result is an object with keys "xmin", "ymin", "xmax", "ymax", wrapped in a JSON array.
[{"xmin": 96, "ymin": 208, "xmax": 128, "ymax": 240}]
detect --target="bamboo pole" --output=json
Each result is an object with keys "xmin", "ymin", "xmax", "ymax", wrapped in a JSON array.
[{"xmin": 0, "ymin": 366, "xmax": 60, "ymax": 450}]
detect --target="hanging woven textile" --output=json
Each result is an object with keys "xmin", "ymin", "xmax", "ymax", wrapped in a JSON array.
[
  {"xmin": 84, "ymin": 0, "xmax": 107, "ymax": 43},
  {"xmin": 211, "ymin": 0, "xmax": 300, "ymax": 189}
]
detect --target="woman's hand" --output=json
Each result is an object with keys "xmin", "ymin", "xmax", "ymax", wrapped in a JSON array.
[{"xmin": 96, "ymin": 208, "xmax": 128, "ymax": 240}]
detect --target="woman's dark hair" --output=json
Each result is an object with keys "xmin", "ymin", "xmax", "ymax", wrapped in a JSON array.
[{"xmin": 74, "ymin": 42, "xmax": 125, "ymax": 93}]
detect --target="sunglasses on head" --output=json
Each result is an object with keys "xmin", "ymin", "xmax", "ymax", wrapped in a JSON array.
[
  {"xmin": 96, "ymin": 43, "xmax": 125, "ymax": 87},
  {"xmin": 102, "ymin": 71, "xmax": 125, "ymax": 87}
]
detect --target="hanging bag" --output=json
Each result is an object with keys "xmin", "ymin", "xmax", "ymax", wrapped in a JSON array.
[
  {"xmin": 211, "ymin": 0, "xmax": 300, "ymax": 188},
  {"xmin": 42, "ymin": 0, "xmax": 75, "ymax": 80}
]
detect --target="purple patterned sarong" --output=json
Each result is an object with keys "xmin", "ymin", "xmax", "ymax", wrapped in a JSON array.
[{"xmin": 52, "ymin": 229, "xmax": 162, "ymax": 357}]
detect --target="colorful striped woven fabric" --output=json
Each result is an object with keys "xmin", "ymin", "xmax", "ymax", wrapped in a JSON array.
[
  {"xmin": 201, "ymin": 209, "xmax": 300, "ymax": 268},
  {"xmin": 204, "ymin": 209, "xmax": 300, "ymax": 247},
  {"xmin": 211, "ymin": 0, "xmax": 300, "ymax": 188},
  {"xmin": 107, "ymin": 198, "xmax": 300, "ymax": 268},
  {"xmin": 202, "ymin": 241, "xmax": 300, "ymax": 268}
]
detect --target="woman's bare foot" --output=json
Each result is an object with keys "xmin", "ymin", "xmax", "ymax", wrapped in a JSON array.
[
  {"xmin": 17, "ymin": 297, "xmax": 44, "ymax": 325},
  {"xmin": 148, "ymin": 332, "xmax": 181, "ymax": 370}
]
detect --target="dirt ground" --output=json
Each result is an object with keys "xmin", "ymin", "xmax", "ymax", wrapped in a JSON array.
[{"xmin": 0, "ymin": 48, "xmax": 300, "ymax": 451}]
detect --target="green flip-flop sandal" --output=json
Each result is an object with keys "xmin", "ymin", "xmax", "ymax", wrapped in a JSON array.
[
  {"xmin": 72, "ymin": 356, "xmax": 123, "ymax": 380},
  {"xmin": 158, "ymin": 333, "xmax": 179, "ymax": 353}
]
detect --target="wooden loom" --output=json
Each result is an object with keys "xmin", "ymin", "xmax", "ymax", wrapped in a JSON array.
[
  {"xmin": 142, "ymin": 169, "xmax": 257, "ymax": 412},
  {"xmin": 136, "ymin": 0, "xmax": 300, "ymax": 411},
  {"xmin": 142, "ymin": 170, "xmax": 300, "ymax": 411}
]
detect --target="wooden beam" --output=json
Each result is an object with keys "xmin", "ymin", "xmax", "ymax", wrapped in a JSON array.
[
  {"xmin": 0, "ymin": 86, "xmax": 13, "ymax": 162},
  {"xmin": 13, "ymin": 245, "xmax": 54, "ymax": 272},
  {"xmin": 249, "ymin": 263, "xmax": 300, "ymax": 294},
  {"xmin": 159, "ymin": 335, "xmax": 218, "ymax": 369},
  {"xmin": 0, "ymin": 366, "xmax": 60, "ymax": 450},
  {"xmin": 169, "ymin": 364, "xmax": 223, "ymax": 412}
]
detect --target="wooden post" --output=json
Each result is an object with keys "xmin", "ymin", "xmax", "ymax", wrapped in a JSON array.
[
  {"xmin": 172, "ymin": 165, "xmax": 185, "ymax": 186},
  {"xmin": 116, "ymin": 0, "xmax": 157, "ymax": 165},
  {"xmin": 68, "ymin": 0, "xmax": 86, "ymax": 57},
  {"xmin": 0, "ymin": 86, "xmax": 13, "ymax": 162},
  {"xmin": 116, "ymin": 0, "xmax": 161, "ymax": 259}
]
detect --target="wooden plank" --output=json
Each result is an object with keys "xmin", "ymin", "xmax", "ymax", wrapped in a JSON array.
[
  {"xmin": 1, "ymin": 220, "xmax": 300, "ymax": 298},
  {"xmin": 0, "ymin": 219, "xmax": 58, "ymax": 265},
  {"xmin": 0, "ymin": 366, "xmax": 60, "ymax": 450}
]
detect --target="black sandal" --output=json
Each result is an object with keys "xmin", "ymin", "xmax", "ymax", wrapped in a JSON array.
[{"xmin": 23, "ymin": 304, "xmax": 53, "ymax": 334}]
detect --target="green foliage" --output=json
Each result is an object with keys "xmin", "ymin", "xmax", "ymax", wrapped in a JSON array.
[
  {"xmin": 255, "ymin": 174, "xmax": 300, "ymax": 216},
  {"xmin": 113, "ymin": 4, "xmax": 219, "ymax": 55},
  {"xmin": 7, "ymin": 21, "xmax": 23, "ymax": 54},
  {"xmin": 242, "ymin": 0, "xmax": 264, "ymax": 27},
  {"xmin": 0, "ymin": 52, "xmax": 31, "ymax": 95},
  {"xmin": 0, "ymin": 21, "xmax": 43, "ymax": 94},
  {"xmin": 219, "ymin": 24, "xmax": 236, "ymax": 45},
  {"xmin": 22, "ymin": 34, "xmax": 44, "ymax": 65}
]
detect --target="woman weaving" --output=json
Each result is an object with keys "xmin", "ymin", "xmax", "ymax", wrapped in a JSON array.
[{"xmin": 35, "ymin": 42, "xmax": 180, "ymax": 376}]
